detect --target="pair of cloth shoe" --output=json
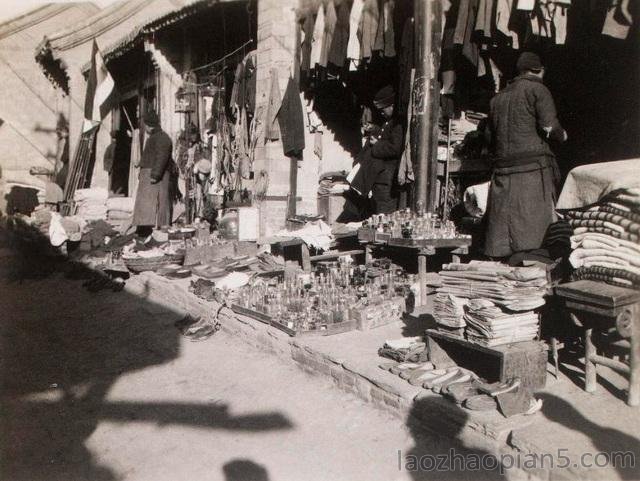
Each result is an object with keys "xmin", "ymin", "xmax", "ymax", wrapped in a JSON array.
[
  {"xmin": 379, "ymin": 361, "xmax": 476, "ymax": 393},
  {"xmin": 175, "ymin": 314, "xmax": 221, "ymax": 341}
]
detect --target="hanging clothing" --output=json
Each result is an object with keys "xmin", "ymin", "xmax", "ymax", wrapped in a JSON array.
[
  {"xmin": 320, "ymin": 0, "xmax": 338, "ymax": 68},
  {"xmin": 328, "ymin": 0, "xmax": 350, "ymax": 68},
  {"xmin": 496, "ymin": 0, "xmax": 519, "ymax": 48},
  {"xmin": 475, "ymin": 0, "xmax": 494, "ymax": 38},
  {"xmin": 398, "ymin": 69, "xmax": 415, "ymax": 186},
  {"xmin": 347, "ymin": 0, "xmax": 365, "ymax": 62},
  {"xmin": 243, "ymin": 54, "xmax": 257, "ymax": 115},
  {"xmin": 554, "ymin": 4, "xmax": 569, "ymax": 44},
  {"xmin": 310, "ymin": 4, "xmax": 325, "ymax": 67},
  {"xmin": 398, "ymin": 17, "xmax": 414, "ymax": 116},
  {"xmin": 602, "ymin": 0, "xmax": 632, "ymax": 39},
  {"xmin": 132, "ymin": 127, "xmax": 173, "ymax": 227},
  {"xmin": 301, "ymin": 14, "xmax": 315, "ymax": 72},
  {"xmin": 454, "ymin": 0, "xmax": 471, "ymax": 44},
  {"xmin": 230, "ymin": 62, "xmax": 244, "ymax": 112},
  {"xmin": 359, "ymin": 0, "xmax": 380, "ymax": 59},
  {"xmin": 531, "ymin": 0, "xmax": 554, "ymax": 38},
  {"xmin": 462, "ymin": 0, "xmax": 480, "ymax": 65},
  {"xmin": 128, "ymin": 128, "xmax": 143, "ymax": 198},
  {"xmin": 383, "ymin": 0, "xmax": 396, "ymax": 57},
  {"xmin": 517, "ymin": 0, "xmax": 535, "ymax": 10},
  {"xmin": 276, "ymin": 76, "xmax": 306, "ymax": 157},
  {"xmin": 265, "ymin": 68, "xmax": 282, "ymax": 142},
  {"xmin": 374, "ymin": 0, "xmax": 385, "ymax": 53}
]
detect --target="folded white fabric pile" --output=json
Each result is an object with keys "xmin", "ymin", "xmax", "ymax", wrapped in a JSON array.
[
  {"xmin": 566, "ymin": 188, "xmax": 640, "ymax": 289},
  {"xmin": 106, "ymin": 197, "xmax": 135, "ymax": 221},
  {"xmin": 434, "ymin": 261, "xmax": 547, "ymax": 346},
  {"xmin": 74, "ymin": 188, "xmax": 108, "ymax": 221},
  {"xmin": 274, "ymin": 220, "xmax": 333, "ymax": 251}
]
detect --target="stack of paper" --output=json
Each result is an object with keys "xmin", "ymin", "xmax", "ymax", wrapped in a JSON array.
[
  {"xmin": 433, "ymin": 294, "xmax": 467, "ymax": 337},
  {"xmin": 434, "ymin": 261, "xmax": 547, "ymax": 346}
]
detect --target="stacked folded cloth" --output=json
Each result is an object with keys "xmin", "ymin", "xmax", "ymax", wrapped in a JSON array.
[
  {"xmin": 106, "ymin": 197, "xmax": 135, "ymax": 221},
  {"xmin": 74, "ymin": 188, "xmax": 108, "ymax": 221},
  {"xmin": 378, "ymin": 337, "xmax": 428, "ymax": 363},
  {"xmin": 434, "ymin": 261, "xmax": 548, "ymax": 346},
  {"xmin": 566, "ymin": 188, "xmax": 640, "ymax": 289}
]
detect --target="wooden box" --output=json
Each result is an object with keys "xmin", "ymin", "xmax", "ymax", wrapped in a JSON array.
[
  {"xmin": 351, "ymin": 297, "xmax": 405, "ymax": 331},
  {"xmin": 425, "ymin": 330, "xmax": 548, "ymax": 390}
]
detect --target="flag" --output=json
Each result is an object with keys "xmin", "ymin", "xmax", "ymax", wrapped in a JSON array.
[{"xmin": 83, "ymin": 39, "xmax": 117, "ymax": 133}]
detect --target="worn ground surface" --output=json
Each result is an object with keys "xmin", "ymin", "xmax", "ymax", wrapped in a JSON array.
[{"xmin": 0, "ymin": 233, "xmax": 506, "ymax": 481}]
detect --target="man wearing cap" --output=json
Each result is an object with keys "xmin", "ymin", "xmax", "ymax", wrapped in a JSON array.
[
  {"xmin": 369, "ymin": 85, "xmax": 404, "ymax": 214},
  {"xmin": 132, "ymin": 110, "xmax": 173, "ymax": 230},
  {"xmin": 485, "ymin": 52, "xmax": 567, "ymax": 259}
]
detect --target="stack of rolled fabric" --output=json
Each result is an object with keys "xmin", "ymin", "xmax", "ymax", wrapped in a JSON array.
[
  {"xmin": 433, "ymin": 261, "xmax": 548, "ymax": 346},
  {"xmin": 566, "ymin": 188, "xmax": 640, "ymax": 289}
]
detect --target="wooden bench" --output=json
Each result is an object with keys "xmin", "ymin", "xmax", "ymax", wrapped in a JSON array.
[{"xmin": 555, "ymin": 280, "xmax": 640, "ymax": 407}]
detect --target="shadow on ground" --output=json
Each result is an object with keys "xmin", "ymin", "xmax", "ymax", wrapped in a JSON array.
[{"xmin": 0, "ymin": 219, "xmax": 292, "ymax": 481}]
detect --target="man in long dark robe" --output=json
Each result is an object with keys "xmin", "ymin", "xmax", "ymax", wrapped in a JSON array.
[
  {"xmin": 485, "ymin": 52, "xmax": 567, "ymax": 258},
  {"xmin": 132, "ymin": 110, "xmax": 172, "ymax": 231},
  {"xmin": 368, "ymin": 85, "xmax": 404, "ymax": 214}
]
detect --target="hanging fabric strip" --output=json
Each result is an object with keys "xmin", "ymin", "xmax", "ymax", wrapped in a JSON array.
[
  {"xmin": 310, "ymin": 4, "xmax": 325, "ymax": 67},
  {"xmin": 383, "ymin": 0, "xmax": 396, "ymax": 57}
]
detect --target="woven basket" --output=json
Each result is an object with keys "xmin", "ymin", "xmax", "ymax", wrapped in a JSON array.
[{"xmin": 124, "ymin": 255, "xmax": 175, "ymax": 273}]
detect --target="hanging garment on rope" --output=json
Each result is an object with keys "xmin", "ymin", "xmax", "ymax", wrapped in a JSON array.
[
  {"xmin": 383, "ymin": 0, "xmax": 396, "ymax": 57},
  {"xmin": 265, "ymin": 68, "xmax": 282, "ymax": 142},
  {"xmin": 328, "ymin": 0, "xmax": 350, "ymax": 68},
  {"xmin": 347, "ymin": 0, "xmax": 365, "ymax": 64},
  {"xmin": 301, "ymin": 13, "xmax": 315, "ymax": 72},
  {"xmin": 496, "ymin": 0, "xmax": 520, "ymax": 48},
  {"xmin": 310, "ymin": 4, "xmax": 325, "ymax": 67},
  {"xmin": 319, "ymin": 0, "xmax": 338, "ymax": 68},
  {"xmin": 602, "ymin": 0, "xmax": 632, "ymax": 39},
  {"xmin": 277, "ymin": 76, "xmax": 306, "ymax": 157},
  {"xmin": 359, "ymin": 0, "xmax": 380, "ymax": 59}
]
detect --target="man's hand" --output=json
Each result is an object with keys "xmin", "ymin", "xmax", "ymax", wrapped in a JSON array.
[
  {"xmin": 150, "ymin": 177, "xmax": 159, "ymax": 184},
  {"xmin": 369, "ymin": 137, "xmax": 378, "ymax": 145}
]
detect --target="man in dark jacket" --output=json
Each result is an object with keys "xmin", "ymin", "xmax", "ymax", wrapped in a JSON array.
[
  {"xmin": 369, "ymin": 85, "xmax": 404, "ymax": 214},
  {"xmin": 132, "ymin": 110, "xmax": 173, "ymax": 229},
  {"xmin": 485, "ymin": 52, "xmax": 567, "ymax": 258}
]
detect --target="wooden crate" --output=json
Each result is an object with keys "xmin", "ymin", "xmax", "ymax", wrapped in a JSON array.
[
  {"xmin": 425, "ymin": 329, "xmax": 548, "ymax": 390},
  {"xmin": 351, "ymin": 297, "xmax": 405, "ymax": 331},
  {"xmin": 231, "ymin": 304, "xmax": 358, "ymax": 337}
]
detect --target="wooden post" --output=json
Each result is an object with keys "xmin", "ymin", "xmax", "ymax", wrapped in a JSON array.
[
  {"xmin": 286, "ymin": 19, "xmax": 302, "ymax": 222},
  {"xmin": 628, "ymin": 304, "xmax": 640, "ymax": 406},
  {"xmin": 413, "ymin": 0, "xmax": 443, "ymax": 212},
  {"xmin": 584, "ymin": 327, "xmax": 597, "ymax": 393}
]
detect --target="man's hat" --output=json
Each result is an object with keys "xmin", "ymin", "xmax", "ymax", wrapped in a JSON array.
[
  {"xmin": 516, "ymin": 52, "xmax": 543, "ymax": 73},
  {"xmin": 143, "ymin": 109, "xmax": 160, "ymax": 127},
  {"xmin": 373, "ymin": 85, "xmax": 395, "ymax": 109}
]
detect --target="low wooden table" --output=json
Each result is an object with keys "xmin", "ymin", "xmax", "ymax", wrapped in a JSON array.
[
  {"xmin": 555, "ymin": 280, "xmax": 640, "ymax": 407},
  {"xmin": 358, "ymin": 229, "xmax": 472, "ymax": 307}
]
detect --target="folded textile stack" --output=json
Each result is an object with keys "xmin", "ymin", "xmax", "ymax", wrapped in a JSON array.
[
  {"xmin": 464, "ymin": 299, "xmax": 540, "ymax": 347},
  {"xmin": 433, "ymin": 294, "xmax": 467, "ymax": 337},
  {"xmin": 106, "ymin": 197, "xmax": 135, "ymax": 221},
  {"xmin": 566, "ymin": 188, "xmax": 640, "ymax": 289},
  {"xmin": 378, "ymin": 337, "xmax": 427, "ymax": 363},
  {"xmin": 437, "ymin": 261, "xmax": 548, "ymax": 311},
  {"xmin": 74, "ymin": 188, "xmax": 108, "ymax": 221}
]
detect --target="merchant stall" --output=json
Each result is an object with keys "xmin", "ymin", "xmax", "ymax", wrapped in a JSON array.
[{"xmin": 13, "ymin": 0, "xmax": 639, "ymax": 440}]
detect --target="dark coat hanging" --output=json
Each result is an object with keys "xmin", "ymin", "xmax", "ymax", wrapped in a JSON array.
[{"xmin": 276, "ymin": 76, "xmax": 306, "ymax": 157}]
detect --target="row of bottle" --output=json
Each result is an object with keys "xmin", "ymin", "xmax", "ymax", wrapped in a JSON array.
[
  {"xmin": 238, "ymin": 266, "xmax": 410, "ymax": 331},
  {"xmin": 362, "ymin": 208, "xmax": 462, "ymax": 240}
]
